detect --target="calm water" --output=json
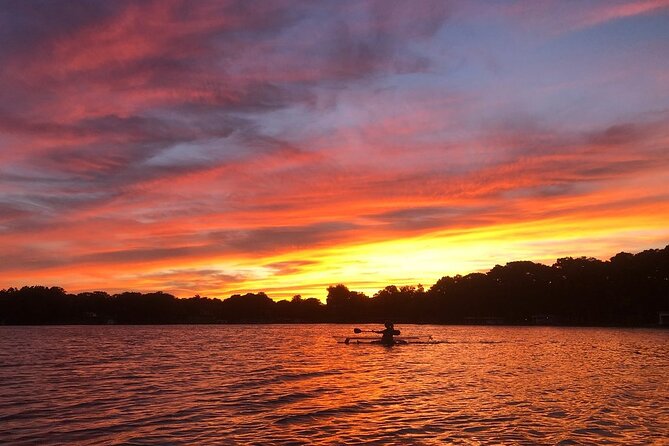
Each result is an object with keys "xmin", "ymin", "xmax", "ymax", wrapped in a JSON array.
[{"xmin": 0, "ymin": 325, "xmax": 667, "ymax": 445}]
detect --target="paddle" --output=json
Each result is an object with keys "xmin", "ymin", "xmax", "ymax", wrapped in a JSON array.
[{"xmin": 354, "ymin": 328, "xmax": 377, "ymax": 334}]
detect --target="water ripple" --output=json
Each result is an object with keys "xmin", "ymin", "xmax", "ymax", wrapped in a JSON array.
[{"xmin": 0, "ymin": 325, "xmax": 667, "ymax": 445}]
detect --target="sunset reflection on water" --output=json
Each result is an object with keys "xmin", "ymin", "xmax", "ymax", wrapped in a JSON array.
[{"xmin": 0, "ymin": 325, "xmax": 667, "ymax": 445}]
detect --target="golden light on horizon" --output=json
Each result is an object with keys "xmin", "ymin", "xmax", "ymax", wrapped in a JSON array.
[{"xmin": 114, "ymin": 202, "xmax": 669, "ymax": 301}]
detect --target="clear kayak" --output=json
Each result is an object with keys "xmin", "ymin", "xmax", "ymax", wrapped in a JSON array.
[{"xmin": 333, "ymin": 335, "xmax": 439, "ymax": 345}]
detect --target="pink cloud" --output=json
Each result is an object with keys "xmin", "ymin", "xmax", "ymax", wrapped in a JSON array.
[{"xmin": 0, "ymin": 1, "xmax": 667, "ymax": 296}]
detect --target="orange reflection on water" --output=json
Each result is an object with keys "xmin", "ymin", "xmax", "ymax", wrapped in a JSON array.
[{"xmin": 4, "ymin": 325, "xmax": 667, "ymax": 443}]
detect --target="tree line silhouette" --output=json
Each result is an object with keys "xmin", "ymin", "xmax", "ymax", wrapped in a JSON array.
[{"xmin": 1, "ymin": 245, "xmax": 667, "ymax": 326}]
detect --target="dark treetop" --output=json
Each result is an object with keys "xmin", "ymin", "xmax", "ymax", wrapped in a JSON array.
[{"xmin": 1, "ymin": 245, "xmax": 668, "ymax": 326}]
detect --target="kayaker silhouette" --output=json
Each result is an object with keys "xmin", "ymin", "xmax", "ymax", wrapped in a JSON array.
[
  {"xmin": 345, "ymin": 323, "xmax": 433, "ymax": 345},
  {"xmin": 373, "ymin": 322, "xmax": 401, "ymax": 345}
]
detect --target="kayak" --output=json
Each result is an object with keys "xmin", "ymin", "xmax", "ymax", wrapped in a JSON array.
[{"xmin": 333, "ymin": 335, "xmax": 439, "ymax": 345}]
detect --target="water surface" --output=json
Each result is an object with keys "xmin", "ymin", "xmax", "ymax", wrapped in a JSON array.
[{"xmin": 1, "ymin": 325, "xmax": 667, "ymax": 445}]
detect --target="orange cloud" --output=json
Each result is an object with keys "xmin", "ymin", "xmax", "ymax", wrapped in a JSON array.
[{"xmin": 0, "ymin": 1, "xmax": 667, "ymax": 299}]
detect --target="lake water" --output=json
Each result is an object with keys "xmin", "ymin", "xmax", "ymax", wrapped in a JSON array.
[{"xmin": 0, "ymin": 325, "xmax": 667, "ymax": 445}]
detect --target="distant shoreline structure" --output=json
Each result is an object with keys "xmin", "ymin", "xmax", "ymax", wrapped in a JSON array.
[{"xmin": 1, "ymin": 245, "xmax": 668, "ymax": 327}]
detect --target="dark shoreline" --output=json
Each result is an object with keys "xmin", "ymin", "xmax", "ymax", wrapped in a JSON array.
[
  {"xmin": 2, "ymin": 245, "xmax": 668, "ymax": 327},
  {"xmin": 1, "ymin": 321, "xmax": 667, "ymax": 329}
]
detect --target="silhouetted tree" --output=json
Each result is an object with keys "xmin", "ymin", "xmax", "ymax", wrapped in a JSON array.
[
  {"xmin": 1, "ymin": 245, "xmax": 668, "ymax": 326},
  {"xmin": 221, "ymin": 292, "xmax": 274, "ymax": 322},
  {"xmin": 326, "ymin": 284, "xmax": 370, "ymax": 322}
]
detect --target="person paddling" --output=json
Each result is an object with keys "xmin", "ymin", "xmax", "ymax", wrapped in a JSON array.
[{"xmin": 374, "ymin": 322, "xmax": 401, "ymax": 345}]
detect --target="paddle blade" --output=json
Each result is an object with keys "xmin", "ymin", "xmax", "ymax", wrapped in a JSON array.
[{"xmin": 354, "ymin": 328, "xmax": 362, "ymax": 334}]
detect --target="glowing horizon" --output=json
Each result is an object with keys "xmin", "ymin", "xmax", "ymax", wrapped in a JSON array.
[{"xmin": 1, "ymin": 1, "xmax": 668, "ymax": 300}]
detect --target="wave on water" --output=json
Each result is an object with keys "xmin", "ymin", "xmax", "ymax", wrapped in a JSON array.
[{"xmin": 0, "ymin": 325, "xmax": 667, "ymax": 445}]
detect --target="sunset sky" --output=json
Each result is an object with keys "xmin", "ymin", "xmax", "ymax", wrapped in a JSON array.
[{"xmin": 1, "ymin": 0, "xmax": 668, "ymax": 300}]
